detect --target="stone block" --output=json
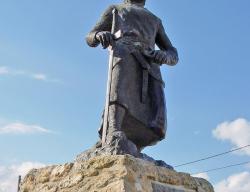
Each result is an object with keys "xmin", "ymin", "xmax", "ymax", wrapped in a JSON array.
[{"xmin": 20, "ymin": 155, "xmax": 214, "ymax": 192}]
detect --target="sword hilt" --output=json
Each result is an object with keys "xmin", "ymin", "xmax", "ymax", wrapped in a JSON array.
[{"xmin": 111, "ymin": 9, "xmax": 117, "ymax": 35}]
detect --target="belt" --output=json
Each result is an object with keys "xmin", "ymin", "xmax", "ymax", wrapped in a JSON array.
[{"xmin": 131, "ymin": 50, "xmax": 151, "ymax": 104}]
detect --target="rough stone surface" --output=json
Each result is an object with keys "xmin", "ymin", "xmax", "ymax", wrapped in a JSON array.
[
  {"xmin": 76, "ymin": 141, "xmax": 174, "ymax": 169},
  {"xmin": 20, "ymin": 155, "xmax": 214, "ymax": 192}
]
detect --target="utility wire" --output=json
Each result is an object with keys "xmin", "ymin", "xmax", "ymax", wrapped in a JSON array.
[
  {"xmin": 174, "ymin": 144, "xmax": 250, "ymax": 168},
  {"xmin": 191, "ymin": 160, "xmax": 250, "ymax": 175}
]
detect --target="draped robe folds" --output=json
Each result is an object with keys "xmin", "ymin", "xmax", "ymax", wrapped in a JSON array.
[{"xmin": 86, "ymin": 3, "xmax": 178, "ymax": 148}]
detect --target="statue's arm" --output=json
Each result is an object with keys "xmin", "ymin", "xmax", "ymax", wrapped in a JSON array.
[
  {"xmin": 155, "ymin": 20, "xmax": 178, "ymax": 66},
  {"xmin": 86, "ymin": 5, "xmax": 114, "ymax": 47}
]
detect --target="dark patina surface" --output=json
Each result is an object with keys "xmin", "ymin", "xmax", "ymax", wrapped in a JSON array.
[{"xmin": 85, "ymin": 0, "xmax": 178, "ymax": 160}]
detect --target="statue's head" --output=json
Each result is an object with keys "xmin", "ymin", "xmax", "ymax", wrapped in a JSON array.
[{"xmin": 124, "ymin": 0, "xmax": 146, "ymax": 6}]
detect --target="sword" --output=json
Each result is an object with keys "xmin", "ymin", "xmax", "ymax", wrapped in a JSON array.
[{"xmin": 102, "ymin": 8, "xmax": 118, "ymax": 146}]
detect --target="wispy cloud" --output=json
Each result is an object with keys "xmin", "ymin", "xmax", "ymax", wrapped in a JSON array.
[
  {"xmin": 0, "ymin": 66, "xmax": 61, "ymax": 83},
  {"xmin": 32, "ymin": 73, "xmax": 47, "ymax": 81},
  {"xmin": 0, "ymin": 162, "xmax": 45, "ymax": 192},
  {"xmin": 0, "ymin": 66, "xmax": 9, "ymax": 75},
  {"xmin": 212, "ymin": 118, "xmax": 250, "ymax": 156},
  {"xmin": 0, "ymin": 122, "xmax": 52, "ymax": 135},
  {"xmin": 214, "ymin": 171, "xmax": 250, "ymax": 192}
]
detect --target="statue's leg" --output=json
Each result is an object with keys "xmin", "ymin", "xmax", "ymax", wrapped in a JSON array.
[
  {"xmin": 97, "ymin": 104, "xmax": 126, "ymax": 143},
  {"xmin": 108, "ymin": 104, "xmax": 126, "ymax": 134},
  {"xmin": 105, "ymin": 104, "xmax": 139, "ymax": 156}
]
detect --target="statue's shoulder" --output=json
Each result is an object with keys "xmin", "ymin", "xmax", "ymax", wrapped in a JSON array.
[
  {"xmin": 144, "ymin": 8, "xmax": 161, "ymax": 23},
  {"xmin": 103, "ymin": 4, "xmax": 117, "ymax": 12},
  {"xmin": 105, "ymin": 4, "xmax": 124, "ymax": 10},
  {"xmin": 111, "ymin": 3, "xmax": 126, "ymax": 11}
]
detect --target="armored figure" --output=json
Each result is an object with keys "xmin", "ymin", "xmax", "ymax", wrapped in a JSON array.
[{"xmin": 86, "ymin": 0, "xmax": 178, "ymax": 155}]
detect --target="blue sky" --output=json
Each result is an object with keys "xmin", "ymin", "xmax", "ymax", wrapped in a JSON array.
[{"xmin": 0, "ymin": 0, "xmax": 250, "ymax": 191}]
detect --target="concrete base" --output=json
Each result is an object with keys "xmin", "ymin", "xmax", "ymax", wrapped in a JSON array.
[{"xmin": 20, "ymin": 155, "xmax": 214, "ymax": 192}]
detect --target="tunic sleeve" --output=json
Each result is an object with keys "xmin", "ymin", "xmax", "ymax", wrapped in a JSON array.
[
  {"xmin": 86, "ymin": 5, "xmax": 115, "ymax": 47},
  {"xmin": 156, "ymin": 20, "xmax": 178, "ymax": 66}
]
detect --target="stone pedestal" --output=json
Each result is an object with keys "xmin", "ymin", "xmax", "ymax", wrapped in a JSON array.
[{"xmin": 20, "ymin": 155, "xmax": 214, "ymax": 192}]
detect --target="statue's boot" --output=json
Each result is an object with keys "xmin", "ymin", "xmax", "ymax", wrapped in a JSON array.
[{"xmin": 105, "ymin": 104, "xmax": 139, "ymax": 157}]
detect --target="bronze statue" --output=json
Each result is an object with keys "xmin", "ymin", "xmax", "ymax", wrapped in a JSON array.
[{"xmin": 85, "ymin": 0, "xmax": 178, "ymax": 158}]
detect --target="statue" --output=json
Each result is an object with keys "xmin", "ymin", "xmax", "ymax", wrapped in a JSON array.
[
  {"xmin": 85, "ymin": 0, "xmax": 178, "ymax": 158},
  {"xmin": 18, "ymin": 2, "xmax": 214, "ymax": 191}
]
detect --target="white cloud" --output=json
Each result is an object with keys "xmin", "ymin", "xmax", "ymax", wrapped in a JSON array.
[
  {"xmin": 213, "ymin": 118, "xmax": 250, "ymax": 155},
  {"xmin": 0, "ymin": 65, "xmax": 60, "ymax": 83},
  {"xmin": 0, "ymin": 122, "xmax": 51, "ymax": 135},
  {"xmin": 31, "ymin": 73, "xmax": 61, "ymax": 83},
  {"xmin": 0, "ymin": 66, "xmax": 9, "ymax": 75},
  {"xmin": 32, "ymin": 73, "xmax": 47, "ymax": 81},
  {"xmin": 214, "ymin": 172, "xmax": 250, "ymax": 192},
  {"xmin": 0, "ymin": 162, "xmax": 45, "ymax": 192},
  {"xmin": 193, "ymin": 173, "xmax": 210, "ymax": 181}
]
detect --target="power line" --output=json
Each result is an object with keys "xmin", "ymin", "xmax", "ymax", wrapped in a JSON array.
[
  {"xmin": 191, "ymin": 160, "xmax": 250, "ymax": 175},
  {"xmin": 174, "ymin": 144, "xmax": 250, "ymax": 168}
]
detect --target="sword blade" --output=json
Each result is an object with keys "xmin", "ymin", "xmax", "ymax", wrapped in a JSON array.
[{"xmin": 102, "ymin": 8, "xmax": 117, "ymax": 146}]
